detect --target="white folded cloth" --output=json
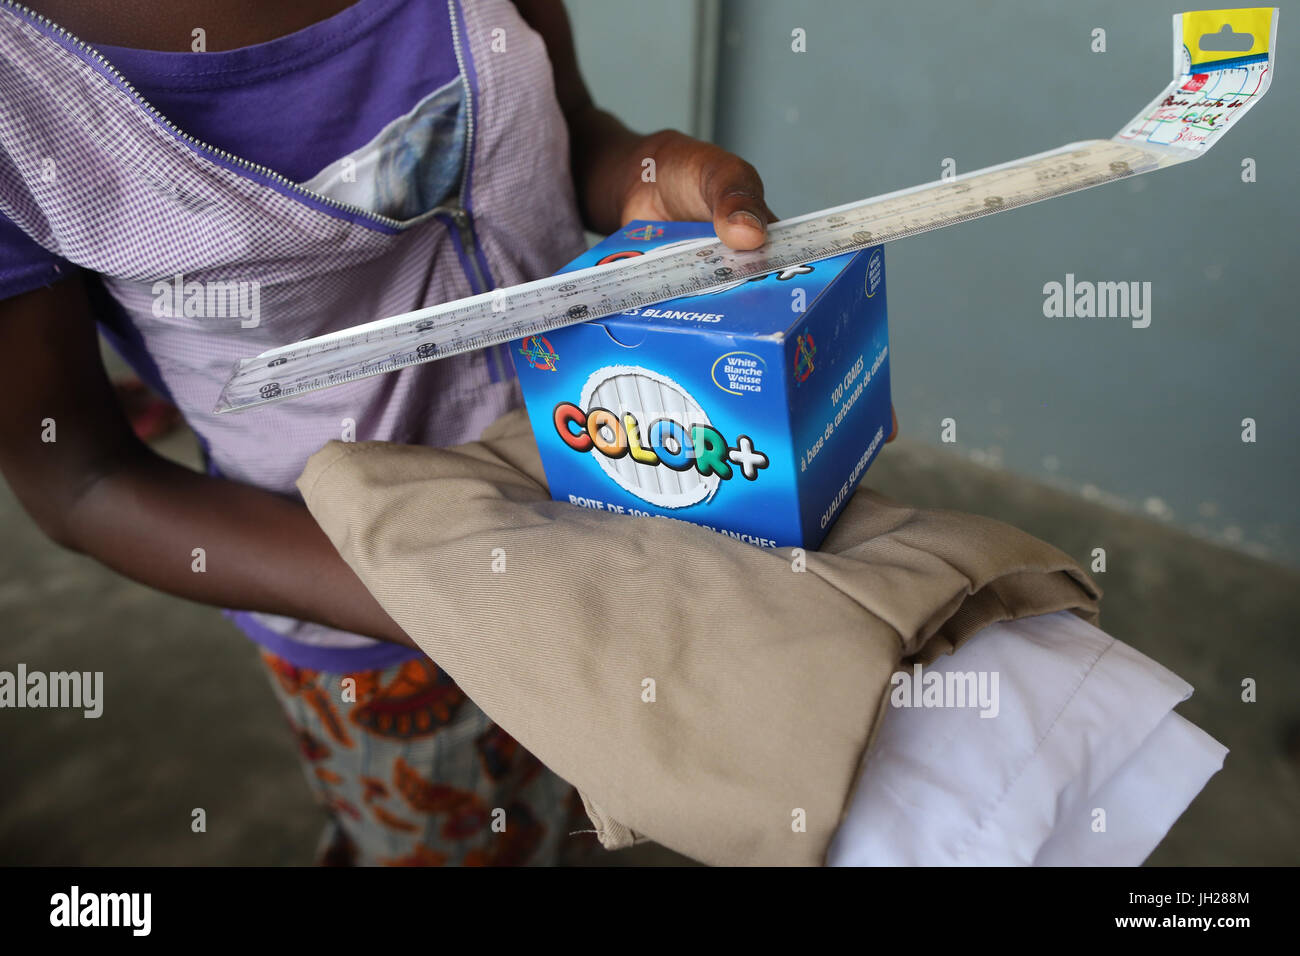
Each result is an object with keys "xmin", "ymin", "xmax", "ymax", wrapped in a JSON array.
[{"xmin": 828, "ymin": 610, "xmax": 1226, "ymax": 866}]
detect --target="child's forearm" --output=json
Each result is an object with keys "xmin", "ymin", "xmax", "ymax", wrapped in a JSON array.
[
  {"xmin": 0, "ymin": 278, "xmax": 413, "ymax": 651},
  {"xmin": 60, "ymin": 449, "xmax": 415, "ymax": 648},
  {"xmin": 565, "ymin": 104, "xmax": 644, "ymax": 234}
]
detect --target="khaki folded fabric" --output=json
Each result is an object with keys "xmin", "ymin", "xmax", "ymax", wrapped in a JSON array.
[{"xmin": 298, "ymin": 409, "xmax": 1100, "ymax": 866}]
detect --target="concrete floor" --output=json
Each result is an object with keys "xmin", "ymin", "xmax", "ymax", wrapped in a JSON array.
[{"xmin": 1, "ymin": 424, "xmax": 1297, "ymax": 866}]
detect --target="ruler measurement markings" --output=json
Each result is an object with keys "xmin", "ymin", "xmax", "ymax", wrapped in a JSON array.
[{"xmin": 213, "ymin": 141, "xmax": 1189, "ymax": 412}]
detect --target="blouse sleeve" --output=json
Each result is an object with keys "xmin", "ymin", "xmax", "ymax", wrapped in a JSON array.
[{"xmin": 0, "ymin": 211, "xmax": 73, "ymax": 300}]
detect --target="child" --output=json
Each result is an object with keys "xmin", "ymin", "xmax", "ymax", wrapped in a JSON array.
[{"xmin": 0, "ymin": 0, "xmax": 784, "ymax": 865}]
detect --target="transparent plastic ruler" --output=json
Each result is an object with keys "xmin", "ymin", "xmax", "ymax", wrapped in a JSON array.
[{"xmin": 215, "ymin": 8, "xmax": 1276, "ymax": 414}]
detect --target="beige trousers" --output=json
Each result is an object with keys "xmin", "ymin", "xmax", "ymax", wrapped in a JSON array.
[{"xmin": 298, "ymin": 409, "xmax": 1100, "ymax": 866}]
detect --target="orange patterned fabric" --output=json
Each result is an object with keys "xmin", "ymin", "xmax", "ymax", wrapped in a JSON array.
[{"xmin": 259, "ymin": 650, "xmax": 597, "ymax": 866}]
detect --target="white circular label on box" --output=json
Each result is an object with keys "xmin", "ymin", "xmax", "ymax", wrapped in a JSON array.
[{"xmin": 579, "ymin": 365, "xmax": 720, "ymax": 509}]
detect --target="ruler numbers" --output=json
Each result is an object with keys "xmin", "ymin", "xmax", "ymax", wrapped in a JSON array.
[{"xmin": 214, "ymin": 140, "xmax": 1164, "ymax": 414}]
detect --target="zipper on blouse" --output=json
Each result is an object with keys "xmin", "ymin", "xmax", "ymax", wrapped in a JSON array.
[
  {"xmin": 445, "ymin": 0, "xmax": 476, "ymax": 214},
  {"xmin": 1, "ymin": 0, "xmax": 404, "ymax": 229},
  {"xmin": 433, "ymin": 204, "xmax": 490, "ymax": 295},
  {"xmin": 440, "ymin": 0, "xmax": 493, "ymax": 296},
  {"xmin": 6, "ymin": 0, "xmax": 501, "ymax": 303},
  {"xmin": 6, "ymin": 0, "xmax": 502, "ymax": 297}
]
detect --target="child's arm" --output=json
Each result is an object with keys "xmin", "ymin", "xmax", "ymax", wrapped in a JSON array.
[
  {"xmin": 0, "ymin": 276, "xmax": 416, "ymax": 648},
  {"xmin": 513, "ymin": 0, "xmax": 776, "ymax": 250}
]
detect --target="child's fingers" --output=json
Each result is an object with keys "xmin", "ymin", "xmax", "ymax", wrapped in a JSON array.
[{"xmin": 691, "ymin": 144, "xmax": 773, "ymax": 250}]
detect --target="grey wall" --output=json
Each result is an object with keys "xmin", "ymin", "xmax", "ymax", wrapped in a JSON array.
[{"xmin": 570, "ymin": 0, "xmax": 1299, "ymax": 567}]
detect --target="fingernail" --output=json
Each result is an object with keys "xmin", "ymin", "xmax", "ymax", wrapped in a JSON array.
[{"xmin": 727, "ymin": 210, "xmax": 764, "ymax": 230}]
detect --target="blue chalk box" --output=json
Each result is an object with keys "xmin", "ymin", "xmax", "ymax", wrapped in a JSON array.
[{"xmin": 514, "ymin": 221, "xmax": 892, "ymax": 550}]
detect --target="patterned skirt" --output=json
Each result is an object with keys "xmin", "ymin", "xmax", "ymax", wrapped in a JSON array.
[{"xmin": 260, "ymin": 650, "xmax": 597, "ymax": 866}]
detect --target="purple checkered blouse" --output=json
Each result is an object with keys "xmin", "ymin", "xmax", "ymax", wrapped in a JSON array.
[{"xmin": 0, "ymin": 0, "xmax": 588, "ymax": 669}]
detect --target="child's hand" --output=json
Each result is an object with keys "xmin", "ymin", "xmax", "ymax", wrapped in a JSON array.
[
  {"xmin": 612, "ymin": 130, "xmax": 900, "ymax": 442},
  {"xmin": 618, "ymin": 129, "xmax": 777, "ymax": 251}
]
